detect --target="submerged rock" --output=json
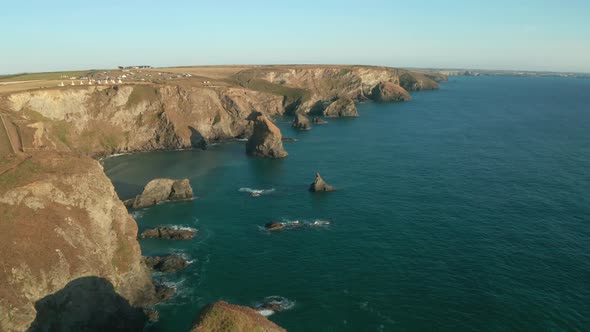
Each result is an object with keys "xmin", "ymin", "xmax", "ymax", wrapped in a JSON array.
[
  {"xmin": 139, "ymin": 227, "xmax": 196, "ymax": 240},
  {"xmin": 281, "ymin": 137, "xmax": 297, "ymax": 142},
  {"xmin": 154, "ymin": 283, "xmax": 175, "ymax": 302},
  {"xmin": 292, "ymin": 113, "xmax": 311, "ymax": 130},
  {"xmin": 312, "ymin": 116, "xmax": 327, "ymax": 124},
  {"xmin": 323, "ymin": 98, "xmax": 358, "ymax": 117},
  {"xmin": 124, "ymin": 178, "xmax": 193, "ymax": 209},
  {"xmin": 143, "ymin": 255, "xmax": 189, "ymax": 273},
  {"xmin": 246, "ymin": 114, "xmax": 288, "ymax": 158},
  {"xmin": 190, "ymin": 301, "xmax": 286, "ymax": 332},
  {"xmin": 370, "ymin": 81, "xmax": 412, "ymax": 102},
  {"xmin": 264, "ymin": 222, "xmax": 286, "ymax": 231},
  {"xmin": 309, "ymin": 172, "xmax": 335, "ymax": 192}
]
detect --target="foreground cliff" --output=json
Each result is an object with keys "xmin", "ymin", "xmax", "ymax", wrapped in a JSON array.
[
  {"xmin": 0, "ymin": 152, "xmax": 155, "ymax": 332},
  {"xmin": 190, "ymin": 301, "xmax": 286, "ymax": 332}
]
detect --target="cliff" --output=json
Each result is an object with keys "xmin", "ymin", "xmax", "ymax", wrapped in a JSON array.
[
  {"xmin": 0, "ymin": 151, "xmax": 155, "ymax": 332},
  {"xmin": 0, "ymin": 65, "xmax": 443, "ymax": 331}
]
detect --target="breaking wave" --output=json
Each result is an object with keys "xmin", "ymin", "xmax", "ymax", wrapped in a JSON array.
[
  {"xmin": 254, "ymin": 296, "xmax": 295, "ymax": 316},
  {"xmin": 239, "ymin": 187, "xmax": 275, "ymax": 197}
]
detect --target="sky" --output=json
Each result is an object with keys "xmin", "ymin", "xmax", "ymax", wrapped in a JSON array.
[{"xmin": 1, "ymin": 0, "xmax": 589, "ymax": 74}]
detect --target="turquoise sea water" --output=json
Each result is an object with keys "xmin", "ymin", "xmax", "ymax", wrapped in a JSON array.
[{"xmin": 104, "ymin": 76, "xmax": 590, "ymax": 331}]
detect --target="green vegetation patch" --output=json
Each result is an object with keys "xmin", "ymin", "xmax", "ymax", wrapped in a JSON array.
[
  {"xmin": 126, "ymin": 86, "xmax": 159, "ymax": 108},
  {"xmin": 230, "ymin": 69, "xmax": 311, "ymax": 106}
]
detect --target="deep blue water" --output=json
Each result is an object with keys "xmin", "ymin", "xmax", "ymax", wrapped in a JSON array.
[{"xmin": 104, "ymin": 76, "xmax": 590, "ymax": 331}]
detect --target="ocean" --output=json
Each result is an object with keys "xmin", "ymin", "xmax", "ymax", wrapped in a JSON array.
[{"xmin": 104, "ymin": 76, "xmax": 590, "ymax": 331}]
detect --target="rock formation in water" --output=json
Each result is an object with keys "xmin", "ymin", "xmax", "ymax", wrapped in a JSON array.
[
  {"xmin": 143, "ymin": 255, "xmax": 189, "ymax": 273},
  {"xmin": 323, "ymin": 97, "xmax": 358, "ymax": 117},
  {"xmin": 265, "ymin": 222, "xmax": 286, "ymax": 231},
  {"xmin": 190, "ymin": 301, "xmax": 286, "ymax": 332},
  {"xmin": 370, "ymin": 81, "xmax": 412, "ymax": 102},
  {"xmin": 312, "ymin": 116, "xmax": 327, "ymax": 124},
  {"xmin": 292, "ymin": 113, "xmax": 311, "ymax": 130},
  {"xmin": 139, "ymin": 227, "xmax": 196, "ymax": 240},
  {"xmin": 246, "ymin": 114, "xmax": 288, "ymax": 158},
  {"xmin": 124, "ymin": 178, "xmax": 193, "ymax": 209},
  {"xmin": 309, "ymin": 172, "xmax": 335, "ymax": 192}
]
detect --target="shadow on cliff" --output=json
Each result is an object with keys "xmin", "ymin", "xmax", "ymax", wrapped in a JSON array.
[
  {"xmin": 189, "ymin": 126, "xmax": 207, "ymax": 149},
  {"xmin": 27, "ymin": 276, "xmax": 147, "ymax": 332}
]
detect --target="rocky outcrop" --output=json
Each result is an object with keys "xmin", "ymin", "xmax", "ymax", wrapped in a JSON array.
[
  {"xmin": 124, "ymin": 178, "xmax": 193, "ymax": 209},
  {"xmin": 309, "ymin": 172, "xmax": 335, "ymax": 192},
  {"xmin": 143, "ymin": 255, "xmax": 189, "ymax": 273},
  {"xmin": 292, "ymin": 113, "xmax": 311, "ymax": 130},
  {"xmin": 265, "ymin": 222, "xmax": 286, "ymax": 231},
  {"xmin": 370, "ymin": 81, "xmax": 411, "ymax": 102},
  {"xmin": 323, "ymin": 98, "xmax": 358, "ymax": 117},
  {"xmin": 0, "ymin": 152, "xmax": 155, "ymax": 332},
  {"xmin": 190, "ymin": 301, "xmax": 286, "ymax": 332},
  {"xmin": 312, "ymin": 117, "xmax": 327, "ymax": 125},
  {"xmin": 154, "ymin": 283, "xmax": 175, "ymax": 302},
  {"xmin": 246, "ymin": 114, "xmax": 288, "ymax": 158},
  {"xmin": 139, "ymin": 226, "xmax": 196, "ymax": 240}
]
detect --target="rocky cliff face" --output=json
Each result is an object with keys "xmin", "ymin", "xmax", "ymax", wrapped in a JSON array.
[
  {"xmin": 0, "ymin": 152, "xmax": 155, "ymax": 332},
  {"xmin": 6, "ymin": 84, "xmax": 284, "ymax": 157},
  {"xmin": 239, "ymin": 65, "xmax": 438, "ymax": 114}
]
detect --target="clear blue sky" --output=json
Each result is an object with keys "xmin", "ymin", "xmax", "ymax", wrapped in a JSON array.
[{"xmin": 2, "ymin": 0, "xmax": 589, "ymax": 74}]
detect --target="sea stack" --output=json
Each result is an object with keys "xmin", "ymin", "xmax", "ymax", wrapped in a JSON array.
[
  {"xmin": 370, "ymin": 81, "xmax": 412, "ymax": 102},
  {"xmin": 190, "ymin": 301, "xmax": 286, "ymax": 332},
  {"xmin": 124, "ymin": 178, "xmax": 193, "ymax": 209},
  {"xmin": 323, "ymin": 97, "xmax": 358, "ymax": 117},
  {"xmin": 292, "ymin": 113, "xmax": 312, "ymax": 130},
  {"xmin": 246, "ymin": 114, "xmax": 288, "ymax": 158},
  {"xmin": 309, "ymin": 172, "xmax": 335, "ymax": 192}
]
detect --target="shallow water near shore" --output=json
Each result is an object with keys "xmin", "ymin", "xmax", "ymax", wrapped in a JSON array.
[{"xmin": 104, "ymin": 76, "xmax": 590, "ymax": 331}]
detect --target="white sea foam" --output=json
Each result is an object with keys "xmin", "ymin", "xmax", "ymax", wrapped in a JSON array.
[
  {"xmin": 254, "ymin": 296, "xmax": 295, "ymax": 316},
  {"xmin": 167, "ymin": 225, "xmax": 198, "ymax": 232},
  {"xmin": 239, "ymin": 187, "xmax": 275, "ymax": 197},
  {"xmin": 257, "ymin": 309, "xmax": 275, "ymax": 317}
]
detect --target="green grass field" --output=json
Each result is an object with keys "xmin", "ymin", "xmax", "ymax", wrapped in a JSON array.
[{"xmin": 0, "ymin": 70, "xmax": 97, "ymax": 83}]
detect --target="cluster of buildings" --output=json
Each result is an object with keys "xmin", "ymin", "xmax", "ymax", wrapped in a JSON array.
[{"xmin": 58, "ymin": 77, "xmax": 124, "ymax": 87}]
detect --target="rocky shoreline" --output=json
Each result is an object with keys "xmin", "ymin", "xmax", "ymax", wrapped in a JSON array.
[{"xmin": 0, "ymin": 65, "xmax": 443, "ymax": 331}]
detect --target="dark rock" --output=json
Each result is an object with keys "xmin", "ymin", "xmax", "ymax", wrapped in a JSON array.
[
  {"xmin": 125, "ymin": 178, "xmax": 193, "ymax": 209},
  {"xmin": 246, "ymin": 114, "xmax": 288, "ymax": 158},
  {"xmin": 370, "ymin": 81, "xmax": 411, "ymax": 102},
  {"xmin": 264, "ymin": 222, "xmax": 285, "ymax": 231},
  {"xmin": 309, "ymin": 172, "xmax": 335, "ymax": 192},
  {"xmin": 143, "ymin": 255, "xmax": 189, "ymax": 273},
  {"xmin": 139, "ymin": 227, "xmax": 196, "ymax": 240},
  {"xmin": 154, "ymin": 284, "xmax": 175, "ymax": 302},
  {"xmin": 292, "ymin": 113, "xmax": 311, "ymax": 130},
  {"xmin": 323, "ymin": 98, "xmax": 358, "ymax": 117},
  {"xmin": 312, "ymin": 117, "xmax": 327, "ymax": 124},
  {"xmin": 144, "ymin": 308, "xmax": 159, "ymax": 322}
]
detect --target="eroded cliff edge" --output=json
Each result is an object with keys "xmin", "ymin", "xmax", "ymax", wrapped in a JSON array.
[
  {"xmin": 0, "ymin": 65, "xmax": 443, "ymax": 331},
  {"xmin": 0, "ymin": 152, "xmax": 155, "ymax": 331}
]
